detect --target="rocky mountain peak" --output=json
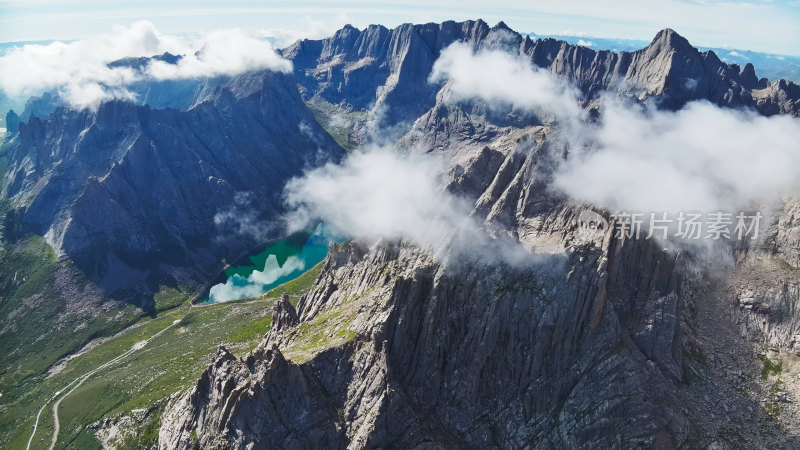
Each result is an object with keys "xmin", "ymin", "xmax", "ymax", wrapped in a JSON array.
[
  {"xmin": 333, "ymin": 23, "xmax": 361, "ymax": 41},
  {"xmin": 271, "ymin": 293, "xmax": 299, "ymax": 333},
  {"xmin": 649, "ymin": 27, "xmax": 695, "ymax": 53},
  {"xmin": 5, "ymin": 109, "xmax": 19, "ymax": 133},
  {"xmin": 492, "ymin": 20, "xmax": 512, "ymax": 32},
  {"xmin": 741, "ymin": 61, "xmax": 760, "ymax": 89}
]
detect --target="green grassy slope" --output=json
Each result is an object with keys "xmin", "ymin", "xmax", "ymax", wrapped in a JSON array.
[
  {"xmin": 3, "ymin": 298, "xmax": 272, "ymax": 449},
  {"xmin": 0, "ymin": 262, "xmax": 323, "ymax": 449},
  {"xmin": 0, "ymin": 236, "xmax": 145, "ymax": 395}
]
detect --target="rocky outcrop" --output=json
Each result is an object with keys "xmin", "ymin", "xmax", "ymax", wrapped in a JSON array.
[
  {"xmin": 5, "ymin": 109, "xmax": 19, "ymax": 133},
  {"xmin": 728, "ymin": 196, "xmax": 800, "ymax": 352},
  {"xmin": 159, "ymin": 112, "xmax": 704, "ymax": 448},
  {"xmin": 267, "ymin": 293, "xmax": 298, "ymax": 338}
]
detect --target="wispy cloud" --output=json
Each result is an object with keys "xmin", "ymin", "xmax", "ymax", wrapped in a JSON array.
[
  {"xmin": 0, "ymin": 20, "xmax": 290, "ymax": 110},
  {"xmin": 428, "ymin": 42, "xmax": 800, "ymax": 215},
  {"xmin": 555, "ymin": 98, "xmax": 800, "ymax": 214},
  {"xmin": 284, "ymin": 149, "xmax": 469, "ymax": 247},
  {"xmin": 283, "ymin": 147, "xmax": 543, "ymax": 266},
  {"xmin": 429, "ymin": 42, "xmax": 583, "ymax": 121},
  {"xmin": 259, "ymin": 13, "xmax": 352, "ymax": 47}
]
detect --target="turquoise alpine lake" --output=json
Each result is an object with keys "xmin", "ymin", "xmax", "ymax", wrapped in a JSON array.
[{"xmin": 202, "ymin": 224, "xmax": 340, "ymax": 303}]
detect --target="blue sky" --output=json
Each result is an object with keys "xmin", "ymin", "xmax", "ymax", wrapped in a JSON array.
[{"xmin": 1, "ymin": 0, "xmax": 799, "ymax": 55}]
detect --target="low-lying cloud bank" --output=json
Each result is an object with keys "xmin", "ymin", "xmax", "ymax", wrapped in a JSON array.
[
  {"xmin": 555, "ymin": 99, "xmax": 800, "ymax": 214},
  {"xmin": 0, "ymin": 21, "xmax": 290, "ymax": 110},
  {"xmin": 431, "ymin": 42, "xmax": 800, "ymax": 215}
]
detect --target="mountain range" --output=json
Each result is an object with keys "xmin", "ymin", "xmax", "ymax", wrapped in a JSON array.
[
  {"xmin": 528, "ymin": 32, "xmax": 800, "ymax": 83},
  {"xmin": 1, "ymin": 19, "xmax": 800, "ymax": 449}
]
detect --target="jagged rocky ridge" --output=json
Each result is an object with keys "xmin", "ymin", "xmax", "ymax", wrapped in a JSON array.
[
  {"xmin": 0, "ymin": 69, "xmax": 344, "ymax": 304},
  {"xmin": 160, "ymin": 228, "xmax": 689, "ymax": 448},
  {"xmin": 159, "ymin": 21, "xmax": 800, "ymax": 448},
  {"xmin": 283, "ymin": 19, "xmax": 799, "ymax": 145}
]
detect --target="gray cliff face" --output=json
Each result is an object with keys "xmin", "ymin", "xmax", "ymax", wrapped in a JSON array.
[
  {"xmin": 728, "ymin": 196, "xmax": 800, "ymax": 352},
  {"xmin": 161, "ymin": 234, "xmax": 687, "ymax": 449},
  {"xmin": 0, "ymin": 70, "xmax": 345, "ymax": 304},
  {"xmin": 160, "ymin": 141, "xmax": 799, "ymax": 448}
]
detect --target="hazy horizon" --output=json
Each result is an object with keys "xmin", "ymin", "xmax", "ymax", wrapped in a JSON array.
[{"xmin": 1, "ymin": 0, "xmax": 798, "ymax": 56}]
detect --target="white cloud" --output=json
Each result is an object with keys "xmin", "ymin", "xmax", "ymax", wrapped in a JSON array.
[
  {"xmin": 147, "ymin": 28, "xmax": 291, "ymax": 80},
  {"xmin": 728, "ymin": 50, "xmax": 742, "ymax": 57},
  {"xmin": 428, "ymin": 43, "xmax": 800, "ymax": 216},
  {"xmin": 284, "ymin": 149, "xmax": 470, "ymax": 247},
  {"xmin": 554, "ymin": 98, "xmax": 800, "ymax": 214},
  {"xmin": 208, "ymin": 254, "xmax": 307, "ymax": 302},
  {"xmin": 429, "ymin": 42, "xmax": 584, "ymax": 122},
  {"xmin": 0, "ymin": 21, "xmax": 291, "ymax": 110},
  {"xmin": 259, "ymin": 14, "xmax": 352, "ymax": 48},
  {"xmin": 283, "ymin": 147, "xmax": 542, "ymax": 265},
  {"xmin": 576, "ymin": 39, "xmax": 593, "ymax": 47}
]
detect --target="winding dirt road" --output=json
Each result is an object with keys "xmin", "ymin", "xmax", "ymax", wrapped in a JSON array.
[{"xmin": 25, "ymin": 313, "xmax": 186, "ymax": 450}]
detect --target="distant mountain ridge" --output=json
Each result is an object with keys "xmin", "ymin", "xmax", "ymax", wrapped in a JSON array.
[
  {"xmin": 282, "ymin": 19, "xmax": 798, "ymax": 148},
  {"xmin": 529, "ymin": 32, "xmax": 800, "ymax": 83}
]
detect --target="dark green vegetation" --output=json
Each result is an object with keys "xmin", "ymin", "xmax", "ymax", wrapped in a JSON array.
[
  {"xmin": 0, "ymin": 236, "xmax": 138, "ymax": 394},
  {"xmin": 262, "ymin": 261, "xmax": 324, "ymax": 305},
  {"xmin": 760, "ymin": 355, "xmax": 783, "ymax": 379},
  {"xmin": 306, "ymin": 98, "xmax": 366, "ymax": 153},
  {"xmin": 0, "ymin": 206, "xmax": 330, "ymax": 447},
  {"xmin": 0, "ymin": 234, "xmax": 200, "ymax": 398}
]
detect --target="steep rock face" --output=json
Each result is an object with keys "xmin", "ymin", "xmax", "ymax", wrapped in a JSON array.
[
  {"xmin": 727, "ymin": 196, "xmax": 800, "ymax": 352},
  {"xmin": 283, "ymin": 20, "xmax": 500, "ymax": 135},
  {"xmin": 0, "ymin": 70, "xmax": 344, "ymax": 302},
  {"xmin": 161, "ymin": 231, "xmax": 690, "ymax": 448},
  {"xmin": 161, "ymin": 112, "xmax": 697, "ymax": 447},
  {"xmin": 159, "ymin": 128, "xmax": 797, "ymax": 447},
  {"xmin": 4, "ymin": 109, "xmax": 19, "ymax": 133},
  {"xmin": 772, "ymin": 196, "xmax": 800, "ymax": 268}
]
